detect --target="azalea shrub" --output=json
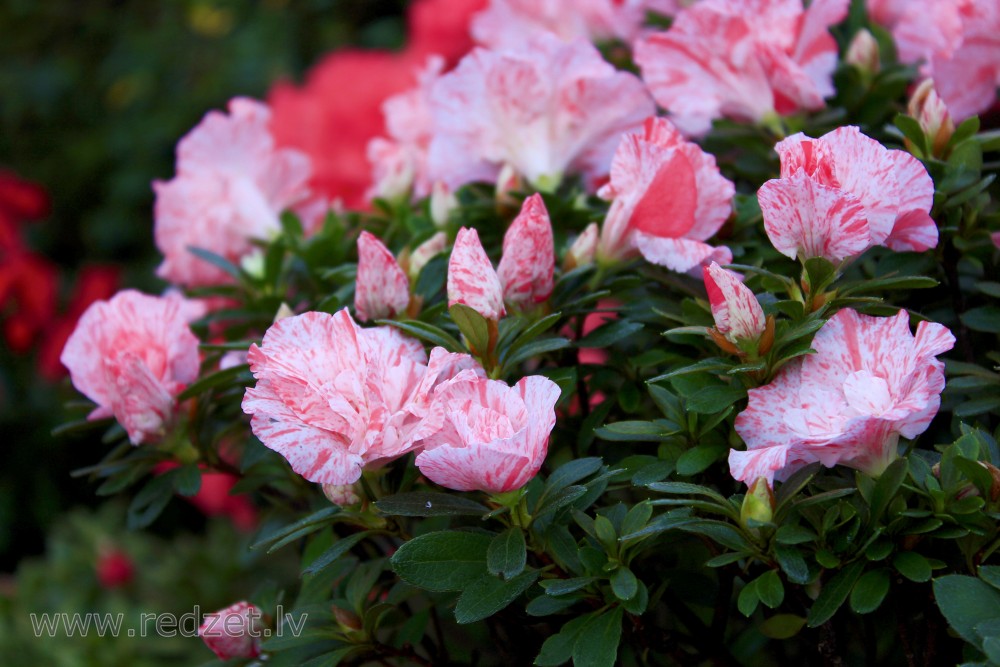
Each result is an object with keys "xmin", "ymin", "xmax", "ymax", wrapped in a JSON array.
[{"xmin": 53, "ymin": 0, "xmax": 1000, "ymax": 665}]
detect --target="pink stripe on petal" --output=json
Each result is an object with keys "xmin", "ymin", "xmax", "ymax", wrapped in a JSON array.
[
  {"xmin": 355, "ymin": 231, "xmax": 410, "ymax": 322},
  {"xmin": 448, "ymin": 227, "xmax": 505, "ymax": 320},
  {"xmin": 758, "ymin": 172, "xmax": 871, "ymax": 263},
  {"xmin": 497, "ymin": 194, "xmax": 555, "ymax": 305},
  {"xmin": 703, "ymin": 262, "xmax": 765, "ymax": 341}
]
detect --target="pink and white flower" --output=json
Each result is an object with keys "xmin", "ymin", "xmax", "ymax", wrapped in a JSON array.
[
  {"xmin": 355, "ymin": 231, "xmax": 411, "ymax": 322},
  {"xmin": 367, "ymin": 57, "xmax": 445, "ymax": 202},
  {"xmin": 868, "ymin": 0, "xmax": 1000, "ymax": 120},
  {"xmin": 471, "ymin": 0, "xmax": 648, "ymax": 50},
  {"xmin": 759, "ymin": 126, "xmax": 938, "ymax": 263},
  {"xmin": 427, "ymin": 33, "xmax": 654, "ymax": 192},
  {"xmin": 730, "ymin": 309, "xmax": 955, "ymax": 485},
  {"xmin": 448, "ymin": 228, "xmax": 506, "ymax": 321},
  {"xmin": 635, "ymin": 0, "xmax": 848, "ymax": 136},
  {"xmin": 496, "ymin": 194, "xmax": 555, "ymax": 306},
  {"xmin": 703, "ymin": 262, "xmax": 766, "ymax": 343},
  {"xmin": 907, "ymin": 79, "xmax": 955, "ymax": 157},
  {"xmin": 60, "ymin": 290, "xmax": 205, "ymax": 445},
  {"xmin": 154, "ymin": 98, "xmax": 320, "ymax": 287},
  {"xmin": 597, "ymin": 117, "xmax": 734, "ymax": 273},
  {"xmin": 242, "ymin": 309, "xmax": 480, "ymax": 485},
  {"xmin": 198, "ymin": 601, "xmax": 262, "ymax": 660},
  {"xmin": 407, "ymin": 231, "xmax": 449, "ymax": 280},
  {"xmin": 415, "ymin": 372, "xmax": 561, "ymax": 493}
]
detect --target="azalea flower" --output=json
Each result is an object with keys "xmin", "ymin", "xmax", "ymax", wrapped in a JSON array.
[
  {"xmin": 471, "ymin": 0, "xmax": 648, "ymax": 50},
  {"xmin": 597, "ymin": 116, "xmax": 734, "ymax": 273},
  {"xmin": 242, "ymin": 309, "xmax": 480, "ymax": 485},
  {"xmin": 355, "ymin": 231, "xmax": 411, "ymax": 322},
  {"xmin": 60, "ymin": 290, "xmax": 206, "ymax": 445},
  {"xmin": 758, "ymin": 126, "xmax": 938, "ymax": 263},
  {"xmin": 635, "ymin": 0, "xmax": 848, "ymax": 136},
  {"xmin": 730, "ymin": 309, "xmax": 955, "ymax": 485},
  {"xmin": 415, "ymin": 371, "xmax": 561, "ymax": 493},
  {"xmin": 198, "ymin": 602, "xmax": 262, "ymax": 660},
  {"xmin": 427, "ymin": 33, "xmax": 654, "ymax": 192}
]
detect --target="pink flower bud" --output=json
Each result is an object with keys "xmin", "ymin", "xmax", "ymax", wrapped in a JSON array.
[
  {"xmin": 703, "ymin": 262, "xmax": 765, "ymax": 343},
  {"xmin": 908, "ymin": 79, "xmax": 955, "ymax": 157},
  {"xmin": 447, "ymin": 228, "xmax": 505, "ymax": 321},
  {"xmin": 355, "ymin": 231, "xmax": 410, "ymax": 322},
  {"xmin": 96, "ymin": 547, "xmax": 134, "ymax": 589},
  {"xmin": 845, "ymin": 29, "xmax": 880, "ymax": 74},
  {"xmin": 497, "ymin": 194, "xmax": 555, "ymax": 306},
  {"xmin": 199, "ymin": 601, "xmax": 262, "ymax": 660},
  {"xmin": 407, "ymin": 232, "xmax": 448, "ymax": 281},
  {"xmin": 430, "ymin": 181, "xmax": 457, "ymax": 228}
]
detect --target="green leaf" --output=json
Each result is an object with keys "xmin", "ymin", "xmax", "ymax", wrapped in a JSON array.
[
  {"xmin": 676, "ymin": 445, "xmax": 726, "ymax": 476},
  {"xmin": 572, "ymin": 607, "xmax": 624, "ymax": 667},
  {"xmin": 543, "ymin": 458, "xmax": 603, "ymax": 498},
  {"xmin": 488, "ymin": 528, "xmax": 527, "ymax": 580},
  {"xmin": 576, "ymin": 320, "xmax": 643, "ymax": 348},
  {"xmin": 526, "ymin": 594, "xmax": 580, "ymax": 617},
  {"xmin": 390, "ymin": 531, "xmax": 492, "ymax": 592},
  {"xmin": 382, "ymin": 319, "xmax": 462, "ymax": 352},
  {"xmin": 776, "ymin": 544, "xmax": 810, "ymax": 585},
  {"xmin": 894, "ymin": 113, "xmax": 928, "ymax": 156},
  {"xmin": 933, "ymin": 575, "xmax": 1000, "ymax": 645},
  {"xmin": 535, "ymin": 615, "xmax": 590, "ymax": 666},
  {"xmin": 892, "ymin": 552, "xmax": 931, "ymax": 583},
  {"xmin": 450, "ymin": 303, "xmax": 491, "ymax": 352},
  {"xmin": 611, "ymin": 567, "xmax": 638, "ymax": 601},
  {"xmin": 756, "ymin": 570, "xmax": 785, "ymax": 609},
  {"xmin": 534, "ymin": 485, "xmax": 588, "ymax": 519},
  {"xmin": 979, "ymin": 566, "xmax": 1000, "ymax": 591},
  {"xmin": 807, "ymin": 561, "xmax": 865, "ymax": 627},
  {"xmin": 176, "ymin": 364, "xmax": 250, "ymax": 401},
  {"xmin": 172, "ymin": 464, "xmax": 202, "ymax": 497},
  {"xmin": 869, "ymin": 457, "xmax": 908, "ymax": 525},
  {"xmin": 850, "ymin": 569, "xmax": 890, "ymax": 614},
  {"xmin": 541, "ymin": 577, "xmax": 595, "ymax": 596},
  {"xmin": 686, "ymin": 385, "xmax": 746, "ymax": 414},
  {"xmin": 185, "ymin": 246, "xmax": 244, "ymax": 282},
  {"xmin": 375, "ymin": 492, "xmax": 489, "ymax": 517},
  {"xmin": 454, "ymin": 570, "xmax": 539, "ymax": 624},
  {"xmin": 302, "ymin": 532, "xmax": 372, "ymax": 576},
  {"xmin": 738, "ymin": 579, "xmax": 760, "ymax": 617},
  {"xmin": 595, "ymin": 420, "xmax": 679, "ymax": 442},
  {"xmin": 647, "ymin": 481, "xmax": 730, "ymax": 506},
  {"xmin": 961, "ymin": 307, "xmax": 1000, "ymax": 333},
  {"xmin": 251, "ymin": 507, "xmax": 340, "ymax": 552},
  {"xmin": 126, "ymin": 474, "xmax": 174, "ymax": 530},
  {"xmin": 759, "ymin": 614, "xmax": 807, "ymax": 640},
  {"xmin": 803, "ymin": 257, "xmax": 838, "ymax": 293}
]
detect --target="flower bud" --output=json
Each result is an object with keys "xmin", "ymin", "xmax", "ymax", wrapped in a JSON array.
[
  {"xmin": 448, "ymin": 228, "xmax": 505, "ymax": 321},
  {"xmin": 355, "ymin": 231, "xmax": 410, "ymax": 322},
  {"xmin": 740, "ymin": 477, "xmax": 775, "ymax": 527},
  {"xmin": 322, "ymin": 483, "xmax": 361, "ymax": 506},
  {"xmin": 406, "ymin": 232, "xmax": 448, "ymax": 282},
  {"xmin": 198, "ymin": 601, "xmax": 262, "ymax": 660},
  {"xmin": 497, "ymin": 194, "xmax": 555, "ymax": 307},
  {"xmin": 240, "ymin": 249, "xmax": 266, "ymax": 280},
  {"xmin": 96, "ymin": 547, "xmax": 134, "ymax": 589},
  {"xmin": 333, "ymin": 606, "xmax": 363, "ymax": 632},
  {"xmin": 845, "ymin": 29, "xmax": 880, "ymax": 75},
  {"xmin": 430, "ymin": 181, "xmax": 457, "ymax": 228},
  {"xmin": 907, "ymin": 79, "xmax": 955, "ymax": 157},
  {"xmin": 274, "ymin": 302, "xmax": 295, "ymax": 322},
  {"xmin": 495, "ymin": 163, "xmax": 525, "ymax": 213},
  {"xmin": 703, "ymin": 262, "xmax": 766, "ymax": 355},
  {"xmin": 564, "ymin": 223, "xmax": 599, "ymax": 271}
]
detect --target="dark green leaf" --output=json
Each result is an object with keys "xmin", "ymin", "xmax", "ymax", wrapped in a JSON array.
[
  {"xmin": 302, "ymin": 532, "xmax": 372, "ymax": 575},
  {"xmin": 577, "ymin": 320, "xmax": 643, "ymax": 348},
  {"xmin": 807, "ymin": 561, "xmax": 866, "ymax": 627},
  {"xmin": 251, "ymin": 507, "xmax": 340, "ymax": 551},
  {"xmin": 610, "ymin": 567, "xmax": 638, "ymax": 601},
  {"xmin": 850, "ymin": 569, "xmax": 890, "ymax": 614},
  {"xmin": 454, "ymin": 570, "xmax": 539, "ymax": 624},
  {"xmin": 535, "ymin": 615, "xmax": 590, "ymax": 666},
  {"xmin": 382, "ymin": 319, "xmax": 462, "ymax": 352},
  {"xmin": 595, "ymin": 420, "xmax": 679, "ymax": 442},
  {"xmin": 933, "ymin": 575, "xmax": 1000, "ymax": 645},
  {"xmin": 450, "ymin": 303, "xmax": 490, "ymax": 352},
  {"xmin": 176, "ymin": 364, "xmax": 250, "ymax": 401},
  {"xmin": 375, "ymin": 492, "xmax": 489, "ymax": 517},
  {"xmin": 686, "ymin": 385, "xmax": 746, "ymax": 414},
  {"xmin": 759, "ymin": 614, "xmax": 807, "ymax": 640},
  {"xmin": 893, "ymin": 551, "xmax": 931, "ymax": 583},
  {"xmin": 390, "ymin": 531, "xmax": 492, "ymax": 592},
  {"xmin": 756, "ymin": 570, "xmax": 785, "ymax": 609},
  {"xmin": 572, "ymin": 607, "xmax": 624, "ymax": 667},
  {"xmin": 869, "ymin": 457, "xmax": 908, "ymax": 525},
  {"xmin": 488, "ymin": 528, "xmax": 527, "ymax": 580}
]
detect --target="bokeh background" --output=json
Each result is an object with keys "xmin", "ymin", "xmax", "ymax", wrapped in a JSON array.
[{"xmin": 0, "ymin": 2, "xmax": 410, "ymax": 663}]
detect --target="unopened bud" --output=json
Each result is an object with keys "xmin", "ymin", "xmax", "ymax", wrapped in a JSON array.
[
  {"xmin": 741, "ymin": 477, "xmax": 775, "ymax": 527},
  {"xmin": 322, "ymin": 483, "xmax": 361, "ymax": 506},
  {"xmin": 240, "ymin": 249, "xmax": 266, "ymax": 280},
  {"xmin": 430, "ymin": 181, "xmax": 457, "ymax": 228},
  {"xmin": 496, "ymin": 163, "xmax": 525, "ymax": 214},
  {"xmin": 333, "ymin": 606, "xmax": 363, "ymax": 632},
  {"xmin": 406, "ymin": 232, "xmax": 448, "ymax": 281},
  {"xmin": 564, "ymin": 223, "xmax": 599, "ymax": 271},
  {"xmin": 845, "ymin": 29, "xmax": 880, "ymax": 75},
  {"xmin": 908, "ymin": 79, "xmax": 955, "ymax": 157},
  {"xmin": 274, "ymin": 302, "xmax": 294, "ymax": 322}
]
